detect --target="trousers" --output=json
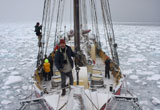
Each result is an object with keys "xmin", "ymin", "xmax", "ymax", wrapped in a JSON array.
[{"xmin": 60, "ymin": 71, "xmax": 73, "ymax": 88}]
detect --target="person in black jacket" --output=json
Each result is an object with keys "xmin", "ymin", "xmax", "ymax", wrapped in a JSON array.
[
  {"xmin": 35, "ymin": 22, "xmax": 42, "ymax": 42},
  {"xmin": 48, "ymin": 52, "xmax": 54, "ymax": 77},
  {"xmin": 55, "ymin": 39, "xmax": 75, "ymax": 96},
  {"xmin": 105, "ymin": 56, "xmax": 110, "ymax": 79}
]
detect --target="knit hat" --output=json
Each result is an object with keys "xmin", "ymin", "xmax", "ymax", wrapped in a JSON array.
[
  {"xmin": 106, "ymin": 56, "xmax": 110, "ymax": 60},
  {"xmin": 59, "ymin": 39, "xmax": 65, "ymax": 44},
  {"xmin": 45, "ymin": 59, "xmax": 49, "ymax": 63}
]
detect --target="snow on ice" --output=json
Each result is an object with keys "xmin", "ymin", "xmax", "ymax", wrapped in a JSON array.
[
  {"xmin": 135, "ymin": 80, "xmax": 141, "ymax": 83},
  {"xmin": 151, "ymin": 97, "xmax": 160, "ymax": 106},
  {"xmin": 142, "ymin": 82, "xmax": 147, "ymax": 85},
  {"xmin": 129, "ymin": 75, "xmax": 139, "ymax": 80},
  {"xmin": 9, "ymin": 96, "xmax": 15, "ymax": 99},
  {"xmin": 8, "ymin": 67, "xmax": 16, "ymax": 71},
  {"xmin": 4, "ymin": 76, "xmax": 23, "ymax": 85},
  {"xmin": 136, "ymin": 70, "xmax": 155, "ymax": 75},
  {"xmin": 127, "ymin": 56, "xmax": 146, "ymax": 63},
  {"xmin": 157, "ymin": 82, "xmax": 160, "ymax": 85},
  {"xmin": 0, "ymin": 68, "xmax": 9, "ymax": 73},
  {"xmin": 5, "ymin": 90, "xmax": 12, "ymax": 96},
  {"xmin": 123, "ymin": 69, "xmax": 133, "ymax": 75},
  {"xmin": 139, "ymin": 100, "xmax": 149, "ymax": 105},
  {"xmin": 22, "ymin": 86, "xmax": 28, "ymax": 90},
  {"xmin": 147, "ymin": 74, "xmax": 160, "ymax": 81},
  {"xmin": 11, "ymin": 71, "xmax": 20, "ymax": 75},
  {"xmin": 1, "ymin": 86, "xmax": 11, "ymax": 89},
  {"xmin": 1, "ymin": 100, "xmax": 12, "ymax": 105},
  {"xmin": 0, "ymin": 49, "xmax": 8, "ymax": 54}
]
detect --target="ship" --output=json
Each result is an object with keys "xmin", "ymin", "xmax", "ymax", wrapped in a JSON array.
[{"xmin": 18, "ymin": 0, "xmax": 142, "ymax": 110}]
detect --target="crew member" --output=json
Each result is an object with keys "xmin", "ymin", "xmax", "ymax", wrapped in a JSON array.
[
  {"xmin": 43, "ymin": 59, "xmax": 51, "ymax": 81},
  {"xmin": 105, "ymin": 56, "xmax": 110, "ymax": 79},
  {"xmin": 55, "ymin": 39, "xmax": 75, "ymax": 96},
  {"xmin": 35, "ymin": 22, "xmax": 42, "ymax": 42}
]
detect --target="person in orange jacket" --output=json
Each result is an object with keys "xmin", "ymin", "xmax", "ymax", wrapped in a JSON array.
[{"xmin": 43, "ymin": 59, "xmax": 51, "ymax": 81}]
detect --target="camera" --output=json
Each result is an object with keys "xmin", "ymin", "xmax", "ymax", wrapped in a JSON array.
[{"xmin": 63, "ymin": 60, "xmax": 67, "ymax": 64}]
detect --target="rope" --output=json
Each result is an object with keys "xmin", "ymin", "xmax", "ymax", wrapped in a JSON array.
[
  {"xmin": 105, "ymin": 0, "xmax": 120, "ymax": 65},
  {"xmin": 99, "ymin": 0, "xmax": 120, "ymax": 65},
  {"xmin": 83, "ymin": 90, "xmax": 99, "ymax": 110},
  {"xmin": 100, "ymin": 0, "xmax": 113, "ymax": 58},
  {"xmin": 89, "ymin": 90, "xmax": 95, "ymax": 110},
  {"xmin": 45, "ymin": 0, "xmax": 56, "ymax": 55},
  {"xmin": 90, "ymin": 0, "xmax": 100, "ymax": 47},
  {"xmin": 42, "ymin": 0, "xmax": 50, "ymax": 56},
  {"xmin": 96, "ymin": 92, "xmax": 100, "ymax": 109},
  {"xmin": 89, "ymin": 0, "xmax": 96, "ymax": 39},
  {"xmin": 70, "ymin": 0, "xmax": 73, "ymax": 29},
  {"xmin": 54, "ymin": 0, "xmax": 61, "ymax": 46},
  {"xmin": 36, "ymin": 0, "xmax": 47, "ymax": 68},
  {"xmin": 82, "ymin": 0, "xmax": 88, "ymax": 29},
  {"xmin": 59, "ymin": 0, "xmax": 66, "ymax": 32},
  {"xmin": 45, "ymin": 0, "xmax": 52, "ymax": 55}
]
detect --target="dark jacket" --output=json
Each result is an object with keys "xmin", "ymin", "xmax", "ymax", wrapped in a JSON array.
[
  {"xmin": 48, "ymin": 54, "xmax": 53, "ymax": 68},
  {"xmin": 105, "ymin": 59, "xmax": 110, "ymax": 69},
  {"xmin": 55, "ymin": 45, "xmax": 75, "ymax": 71},
  {"xmin": 35, "ymin": 25, "xmax": 42, "ymax": 36}
]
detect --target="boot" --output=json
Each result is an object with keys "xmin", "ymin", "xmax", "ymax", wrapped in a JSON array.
[{"xmin": 61, "ymin": 89, "xmax": 66, "ymax": 96}]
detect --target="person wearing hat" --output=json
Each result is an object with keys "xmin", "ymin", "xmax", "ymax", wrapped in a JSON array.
[
  {"xmin": 43, "ymin": 58, "xmax": 51, "ymax": 81},
  {"xmin": 35, "ymin": 22, "xmax": 42, "ymax": 46},
  {"xmin": 105, "ymin": 56, "xmax": 111, "ymax": 79},
  {"xmin": 55, "ymin": 39, "xmax": 75, "ymax": 96},
  {"xmin": 35, "ymin": 22, "xmax": 42, "ymax": 37}
]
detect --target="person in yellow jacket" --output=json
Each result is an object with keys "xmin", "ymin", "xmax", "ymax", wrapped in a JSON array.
[{"xmin": 43, "ymin": 59, "xmax": 51, "ymax": 81}]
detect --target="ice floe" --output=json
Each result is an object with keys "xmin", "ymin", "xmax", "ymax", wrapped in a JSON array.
[
  {"xmin": 0, "ymin": 49, "xmax": 8, "ymax": 53},
  {"xmin": 151, "ymin": 97, "xmax": 160, "ymax": 106},
  {"xmin": 1, "ymin": 100, "xmax": 12, "ymax": 105},
  {"xmin": 0, "ymin": 68, "xmax": 9, "ymax": 73},
  {"xmin": 22, "ymin": 86, "xmax": 28, "ymax": 90},
  {"xmin": 127, "ymin": 82, "xmax": 130, "ymax": 85},
  {"xmin": 8, "ymin": 67, "xmax": 16, "ymax": 71},
  {"xmin": 4, "ymin": 76, "xmax": 23, "ymax": 85},
  {"xmin": 147, "ymin": 74, "xmax": 160, "ymax": 81},
  {"xmin": 135, "ymin": 80, "xmax": 141, "ymax": 83},
  {"xmin": 5, "ymin": 90, "xmax": 12, "ymax": 96},
  {"xmin": 136, "ymin": 70, "xmax": 155, "ymax": 75},
  {"xmin": 142, "ymin": 82, "xmax": 147, "ymax": 85},
  {"xmin": 11, "ymin": 71, "xmax": 20, "ymax": 75},
  {"xmin": 157, "ymin": 82, "xmax": 160, "ymax": 85},
  {"xmin": 9, "ymin": 96, "xmax": 15, "ymax": 99},
  {"xmin": 1, "ymin": 86, "xmax": 11, "ymax": 89},
  {"xmin": 139, "ymin": 100, "xmax": 148, "ymax": 105},
  {"xmin": 19, "ymin": 62, "xmax": 27, "ymax": 65},
  {"xmin": 129, "ymin": 75, "xmax": 138, "ymax": 80},
  {"xmin": 123, "ymin": 69, "xmax": 133, "ymax": 75},
  {"xmin": 16, "ymin": 89, "xmax": 22, "ymax": 93}
]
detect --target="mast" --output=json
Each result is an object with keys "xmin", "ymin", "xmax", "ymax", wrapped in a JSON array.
[
  {"xmin": 74, "ymin": 0, "xmax": 80, "ymax": 85},
  {"xmin": 74, "ymin": 0, "xmax": 80, "ymax": 52}
]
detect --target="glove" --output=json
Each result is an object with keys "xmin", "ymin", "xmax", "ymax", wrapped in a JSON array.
[{"xmin": 59, "ymin": 68, "xmax": 63, "ymax": 73}]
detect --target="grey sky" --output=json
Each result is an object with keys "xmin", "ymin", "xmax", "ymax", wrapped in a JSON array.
[
  {"xmin": 0, "ymin": 0, "xmax": 44, "ymax": 23},
  {"xmin": 110, "ymin": 0, "xmax": 160, "ymax": 23},
  {"xmin": 0, "ymin": 0, "xmax": 160, "ymax": 23}
]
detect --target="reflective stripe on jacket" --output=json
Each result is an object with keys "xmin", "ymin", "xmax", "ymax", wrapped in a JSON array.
[{"xmin": 43, "ymin": 62, "xmax": 51, "ymax": 73}]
